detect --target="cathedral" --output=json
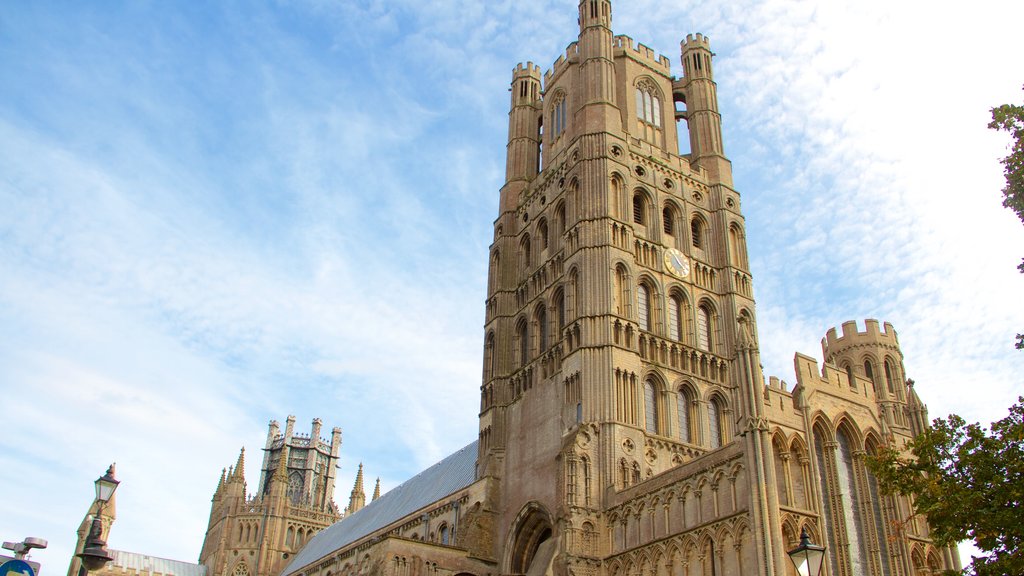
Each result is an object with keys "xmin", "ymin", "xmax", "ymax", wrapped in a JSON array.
[
  {"xmin": 274, "ymin": 2, "xmax": 960, "ymax": 576},
  {"xmin": 69, "ymin": 2, "xmax": 961, "ymax": 576},
  {"xmin": 68, "ymin": 418, "xmax": 349, "ymax": 576}
]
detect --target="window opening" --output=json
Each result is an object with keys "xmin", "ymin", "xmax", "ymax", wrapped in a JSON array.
[
  {"xmin": 691, "ymin": 217, "xmax": 703, "ymax": 249},
  {"xmin": 697, "ymin": 305, "xmax": 711, "ymax": 351},
  {"xmin": 644, "ymin": 380, "xmax": 658, "ymax": 434},
  {"xmin": 637, "ymin": 284, "xmax": 651, "ymax": 331}
]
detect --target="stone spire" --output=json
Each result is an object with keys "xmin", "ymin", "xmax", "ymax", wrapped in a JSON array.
[
  {"xmin": 372, "ymin": 478, "xmax": 381, "ymax": 501},
  {"xmin": 232, "ymin": 448, "xmax": 246, "ymax": 482},
  {"xmin": 348, "ymin": 464, "xmax": 366, "ymax": 514}
]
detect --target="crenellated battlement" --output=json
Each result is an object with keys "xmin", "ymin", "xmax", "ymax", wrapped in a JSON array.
[
  {"xmin": 681, "ymin": 32, "xmax": 711, "ymax": 51},
  {"xmin": 513, "ymin": 61, "xmax": 543, "ymax": 80},
  {"xmin": 614, "ymin": 35, "xmax": 672, "ymax": 72},
  {"xmin": 543, "ymin": 42, "xmax": 579, "ymax": 86},
  {"xmin": 822, "ymin": 319, "xmax": 900, "ymax": 359}
]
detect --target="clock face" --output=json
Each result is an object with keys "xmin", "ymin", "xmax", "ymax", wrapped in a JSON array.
[{"xmin": 664, "ymin": 248, "xmax": 691, "ymax": 278}]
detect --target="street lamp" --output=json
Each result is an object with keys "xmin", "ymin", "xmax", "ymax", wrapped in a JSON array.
[
  {"xmin": 787, "ymin": 527, "xmax": 826, "ymax": 576},
  {"xmin": 76, "ymin": 465, "xmax": 120, "ymax": 572}
]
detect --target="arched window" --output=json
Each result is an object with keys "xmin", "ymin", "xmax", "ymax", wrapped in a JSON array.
[
  {"xmin": 538, "ymin": 219, "xmax": 549, "ymax": 250},
  {"xmin": 633, "ymin": 193, "xmax": 646, "ymax": 225},
  {"xmin": 696, "ymin": 304, "xmax": 712, "ymax": 351},
  {"xmin": 668, "ymin": 294, "xmax": 683, "ymax": 341},
  {"xmin": 690, "ymin": 216, "xmax": 704, "ymax": 249},
  {"xmin": 677, "ymin": 388, "xmax": 693, "ymax": 443},
  {"xmin": 708, "ymin": 397, "xmax": 724, "ymax": 448},
  {"xmin": 536, "ymin": 306, "xmax": 548, "ymax": 352},
  {"xmin": 663, "ymin": 206, "xmax": 674, "ymax": 235},
  {"xmin": 728, "ymin": 224, "xmax": 746, "ymax": 268},
  {"xmin": 635, "ymin": 80, "xmax": 663, "ymax": 144},
  {"xmin": 555, "ymin": 289, "xmax": 566, "ymax": 330},
  {"xmin": 522, "ymin": 235, "xmax": 532, "ymax": 269},
  {"xmin": 884, "ymin": 359, "xmax": 896, "ymax": 394},
  {"xmin": 836, "ymin": 427, "xmax": 870, "ymax": 573},
  {"xmin": 644, "ymin": 379, "xmax": 659, "ymax": 434},
  {"xmin": 555, "ymin": 202, "xmax": 566, "ymax": 237},
  {"xmin": 518, "ymin": 321, "xmax": 529, "ymax": 367},
  {"xmin": 844, "ymin": 363, "xmax": 856, "ymax": 390},
  {"xmin": 551, "ymin": 93, "xmax": 568, "ymax": 140},
  {"xmin": 637, "ymin": 284, "xmax": 651, "ymax": 331},
  {"xmin": 484, "ymin": 332, "xmax": 496, "ymax": 380},
  {"xmin": 864, "ymin": 360, "xmax": 876, "ymax": 386},
  {"xmin": 614, "ymin": 266, "xmax": 628, "ymax": 316},
  {"xmin": 439, "ymin": 523, "xmax": 450, "ymax": 545}
]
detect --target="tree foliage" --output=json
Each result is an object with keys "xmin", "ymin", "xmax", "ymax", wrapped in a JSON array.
[
  {"xmin": 988, "ymin": 87, "xmax": 1024, "ymax": 350},
  {"xmin": 867, "ymin": 398, "xmax": 1024, "ymax": 576}
]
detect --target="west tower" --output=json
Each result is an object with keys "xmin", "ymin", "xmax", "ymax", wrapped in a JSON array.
[{"xmin": 479, "ymin": 1, "xmax": 773, "ymax": 572}]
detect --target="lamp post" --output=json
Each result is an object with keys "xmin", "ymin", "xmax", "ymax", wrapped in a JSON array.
[
  {"xmin": 787, "ymin": 527, "xmax": 826, "ymax": 576},
  {"xmin": 76, "ymin": 465, "xmax": 120, "ymax": 572}
]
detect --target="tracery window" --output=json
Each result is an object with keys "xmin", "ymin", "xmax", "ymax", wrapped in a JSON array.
[
  {"xmin": 551, "ymin": 93, "xmax": 568, "ymax": 140},
  {"xmin": 635, "ymin": 80, "xmax": 663, "ymax": 144}
]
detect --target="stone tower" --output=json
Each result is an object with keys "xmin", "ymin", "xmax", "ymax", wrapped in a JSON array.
[
  {"xmin": 199, "ymin": 417, "xmax": 342, "ymax": 576},
  {"xmin": 478, "ymin": 0, "xmax": 768, "ymax": 571}
]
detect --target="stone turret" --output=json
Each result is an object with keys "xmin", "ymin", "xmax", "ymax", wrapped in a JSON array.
[
  {"xmin": 822, "ymin": 319, "xmax": 912, "ymax": 432},
  {"xmin": 676, "ymin": 33, "xmax": 732, "ymax": 185}
]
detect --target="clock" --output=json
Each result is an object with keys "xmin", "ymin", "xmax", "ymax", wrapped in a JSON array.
[{"xmin": 664, "ymin": 248, "xmax": 691, "ymax": 278}]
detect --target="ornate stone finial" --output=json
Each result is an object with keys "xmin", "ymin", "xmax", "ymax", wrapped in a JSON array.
[
  {"xmin": 348, "ymin": 464, "xmax": 366, "ymax": 514},
  {"xmin": 275, "ymin": 446, "xmax": 290, "ymax": 482},
  {"xmin": 234, "ymin": 448, "xmax": 246, "ymax": 481},
  {"xmin": 372, "ymin": 478, "xmax": 381, "ymax": 501}
]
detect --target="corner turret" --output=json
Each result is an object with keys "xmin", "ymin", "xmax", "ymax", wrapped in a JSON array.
[
  {"xmin": 821, "ymin": 319, "xmax": 912, "ymax": 431},
  {"xmin": 677, "ymin": 33, "xmax": 732, "ymax": 185}
]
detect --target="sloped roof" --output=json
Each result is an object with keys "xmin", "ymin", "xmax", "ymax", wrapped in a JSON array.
[
  {"xmin": 282, "ymin": 441, "xmax": 478, "ymax": 576},
  {"xmin": 107, "ymin": 550, "xmax": 207, "ymax": 576}
]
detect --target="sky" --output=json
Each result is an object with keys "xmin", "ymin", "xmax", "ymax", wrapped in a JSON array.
[{"xmin": 1, "ymin": 0, "xmax": 1022, "ymax": 571}]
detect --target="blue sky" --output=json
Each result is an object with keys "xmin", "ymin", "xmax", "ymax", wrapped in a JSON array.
[{"xmin": 2, "ymin": 0, "xmax": 1022, "ymax": 570}]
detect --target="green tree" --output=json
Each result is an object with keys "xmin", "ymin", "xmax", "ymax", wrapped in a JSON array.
[
  {"xmin": 988, "ymin": 86, "xmax": 1024, "ymax": 349},
  {"xmin": 867, "ymin": 398, "xmax": 1024, "ymax": 576}
]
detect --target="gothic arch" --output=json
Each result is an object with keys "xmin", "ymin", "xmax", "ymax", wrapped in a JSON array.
[
  {"xmin": 610, "ymin": 172, "xmax": 626, "ymax": 220},
  {"xmin": 727, "ymin": 222, "xmax": 748, "ymax": 268},
  {"xmin": 520, "ymin": 233, "xmax": 532, "ymax": 270},
  {"xmin": 632, "ymin": 187, "xmax": 654, "ymax": 227},
  {"xmin": 662, "ymin": 199, "xmax": 683, "ymax": 240},
  {"xmin": 536, "ymin": 217, "xmax": 549, "ymax": 250},
  {"xmin": 506, "ymin": 502, "xmax": 555, "ymax": 575},
  {"xmin": 689, "ymin": 212, "xmax": 709, "ymax": 250}
]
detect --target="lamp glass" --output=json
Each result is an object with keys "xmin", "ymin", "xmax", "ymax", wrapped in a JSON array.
[
  {"xmin": 791, "ymin": 549, "xmax": 825, "ymax": 576},
  {"xmin": 94, "ymin": 470, "xmax": 119, "ymax": 503},
  {"xmin": 787, "ymin": 528, "xmax": 826, "ymax": 576}
]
